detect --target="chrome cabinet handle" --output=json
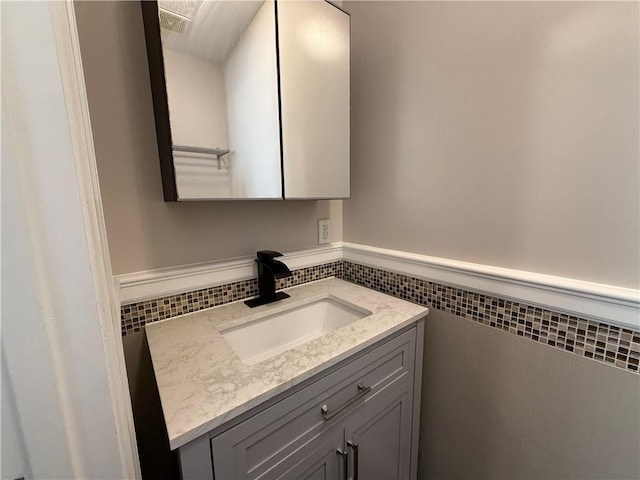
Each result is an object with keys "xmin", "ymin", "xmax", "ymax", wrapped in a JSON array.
[
  {"xmin": 336, "ymin": 448, "xmax": 349, "ymax": 480},
  {"xmin": 347, "ymin": 440, "xmax": 359, "ymax": 480},
  {"xmin": 321, "ymin": 384, "xmax": 372, "ymax": 421}
]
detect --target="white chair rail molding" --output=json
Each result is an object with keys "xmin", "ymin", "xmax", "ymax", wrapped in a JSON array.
[{"xmin": 117, "ymin": 242, "xmax": 640, "ymax": 332}]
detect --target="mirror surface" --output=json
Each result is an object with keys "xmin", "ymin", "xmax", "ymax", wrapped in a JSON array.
[
  {"xmin": 144, "ymin": 0, "xmax": 350, "ymax": 201},
  {"xmin": 158, "ymin": 0, "xmax": 282, "ymax": 199},
  {"xmin": 277, "ymin": 0, "xmax": 350, "ymax": 199}
]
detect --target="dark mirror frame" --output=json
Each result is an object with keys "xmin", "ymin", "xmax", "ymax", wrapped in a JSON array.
[{"xmin": 141, "ymin": 1, "xmax": 178, "ymax": 201}]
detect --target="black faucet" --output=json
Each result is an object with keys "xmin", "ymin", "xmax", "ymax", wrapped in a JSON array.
[{"xmin": 244, "ymin": 250, "xmax": 293, "ymax": 308}]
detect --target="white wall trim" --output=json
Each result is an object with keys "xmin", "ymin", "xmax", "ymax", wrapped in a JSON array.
[
  {"xmin": 117, "ymin": 243, "xmax": 343, "ymax": 304},
  {"xmin": 51, "ymin": 2, "xmax": 141, "ymax": 477},
  {"xmin": 343, "ymin": 243, "xmax": 640, "ymax": 330},
  {"xmin": 117, "ymin": 241, "xmax": 638, "ymax": 329},
  {"xmin": 2, "ymin": 2, "xmax": 141, "ymax": 477}
]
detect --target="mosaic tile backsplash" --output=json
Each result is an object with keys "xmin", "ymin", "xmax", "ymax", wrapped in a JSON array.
[
  {"xmin": 120, "ymin": 261, "xmax": 342, "ymax": 336},
  {"xmin": 120, "ymin": 260, "xmax": 639, "ymax": 374},
  {"xmin": 340, "ymin": 261, "xmax": 640, "ymax": 374}
]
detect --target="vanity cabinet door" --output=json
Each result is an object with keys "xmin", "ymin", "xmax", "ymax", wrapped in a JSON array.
[
  {"xmin": 212, "ymin": 424, "xmax": 343, "ymax": 480},
  {"xmin": 343, "ymin": 378, "xmax": 414, "ymax": 480},
  {"xmin": 269, "ymin": 426, "xmax": 343, "ymax": 480}
]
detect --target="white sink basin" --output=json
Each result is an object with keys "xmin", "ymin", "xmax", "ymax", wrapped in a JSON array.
[{"xmin": 221, "ymin": 296, "xmax": 372, "ymax": 365}]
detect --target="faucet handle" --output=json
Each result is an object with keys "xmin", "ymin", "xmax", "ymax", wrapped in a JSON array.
[{"xmin": 256, "ymin": 250, "xmax": 283, "ymax": 262}]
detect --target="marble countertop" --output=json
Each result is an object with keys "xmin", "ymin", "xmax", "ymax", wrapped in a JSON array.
[{"xmin": 145, "ymin": 278, "xmax": 428, "ymax": 450}]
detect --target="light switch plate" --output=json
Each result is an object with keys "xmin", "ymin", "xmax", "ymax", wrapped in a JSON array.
[{"xmin": 318, "ymin": 219, "xmax": 330, "ymax": 244}]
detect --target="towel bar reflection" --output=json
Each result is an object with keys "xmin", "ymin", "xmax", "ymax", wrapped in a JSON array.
[{"xmin": 172, "ymin": 145, "xmax": 230, "ymax": 170}]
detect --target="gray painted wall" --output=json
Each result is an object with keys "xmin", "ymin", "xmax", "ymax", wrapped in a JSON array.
[
  {"xmin": 420, "ymin": 310, "xmax": 640, "ymax": 479},
  {"xmin": 74, "ymin": 1, "xmax": 342, "ymax": 275},
  {"xmin": 344, "ymin": 2, "xmax": 640, "ymax": 478},
  {"xmin": 344, "ymin": 0, "xmax": 639, "ymax": 289}
]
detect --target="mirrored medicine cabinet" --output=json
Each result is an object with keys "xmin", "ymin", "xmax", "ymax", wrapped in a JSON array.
[{"xmin": 141, "ymin": 0, "xmax": 350, "ymax": 201}]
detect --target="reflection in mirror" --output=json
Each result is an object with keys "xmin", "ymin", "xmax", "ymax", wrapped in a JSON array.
[
  {"xmin": 158, "ymin": 0, "xmax": 282, "ymax": 199},
  {"xmin": 277, "ymin": 0, "xmax": 350, "ymax": 199}
]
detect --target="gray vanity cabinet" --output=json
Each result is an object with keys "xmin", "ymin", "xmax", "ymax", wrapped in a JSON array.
[{"xmin": 181, "ymin": 322, "xmax": 424, "ymax": 480}]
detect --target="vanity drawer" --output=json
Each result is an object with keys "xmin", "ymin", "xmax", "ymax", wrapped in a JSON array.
[{"xmin": 211, "ymin": 327, "xmax": 417, "ymax": 480}]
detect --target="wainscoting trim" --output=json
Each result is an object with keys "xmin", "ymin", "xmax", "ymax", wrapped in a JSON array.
[
  {"xmin": 117, "ymin": 243, "xmax": 343, "ymax": 304},
  {"xmin": 342, "ymin": 243, "xmax": 640, "ymax": 330},
  {"xmin": 117, "ymin": 241, "xmax": 639, "ymax": 329}
]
